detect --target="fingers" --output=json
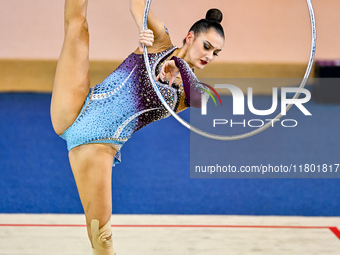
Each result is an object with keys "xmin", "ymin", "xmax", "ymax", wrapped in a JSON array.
[
  {"xmin": 160, "ymin": 64, "xmax": 167, "ymax": 82},
  {"xmin": 140, "ymin": 29, "xmax": 154, "ymax": 39},
  {"xmin": 156, "ymin": 71, "xmax": 168, "ymax": 83},
  {"xmin": 156, "ymin": 71, "xmax": 166, "ymax": 82},
  {"xmin": 139, "ymin": 29, "xmax": 154, "ymax": 48},
  {"xmin": 155, "ymin": 62, "xmax": 166, "ymax": 82},
  {"xmin": 139, "ymin": 43, "xmax": 144, "ymax": 53},
  {"xmin": 169, "ymin": 76, "xmax": 175, "ymax": 86},
  {"xmin": 156, "ymin": 61, "xmax": 180, "ymax": 85}
]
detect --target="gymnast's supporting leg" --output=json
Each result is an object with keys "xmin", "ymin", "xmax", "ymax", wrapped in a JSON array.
[
  {"xmin": 69, "ymin": 144, "xmax": 117, "ymax": 255},
  {"xmin": 51, "ymin": 0, "xmax": 116, "ymax": 254},
  {"xmin": 91, "ymin": 219, "xmax": 115, "ymax": 255}
]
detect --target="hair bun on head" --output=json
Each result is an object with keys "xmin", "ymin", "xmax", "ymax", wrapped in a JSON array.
[{"xmin": 206, "ymin": 8, "xmax": 223, "ymax": 23}]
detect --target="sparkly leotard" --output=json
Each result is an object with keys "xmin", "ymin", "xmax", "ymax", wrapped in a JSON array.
[
  {"xmin": 60, "ymin": 46, "xmax": 209, "ymax": 166},
  {"xmin": 61, "ymin": 46, "xmax": 178, "ymax": 165}
]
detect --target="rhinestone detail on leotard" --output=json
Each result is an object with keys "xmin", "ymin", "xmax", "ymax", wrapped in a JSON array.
[{"xmin": 60, "ymin": 46, "xmax": 181, "ymax": 165}]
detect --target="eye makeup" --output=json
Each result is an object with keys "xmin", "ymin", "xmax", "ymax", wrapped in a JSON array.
[{"xmin": 203, "ymin": 40, "xmax": 221, "ymax": 56}]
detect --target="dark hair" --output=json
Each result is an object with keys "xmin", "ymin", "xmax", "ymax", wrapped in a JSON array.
[{"xmin": 183, "ymin": 8, "xmax": 224, "ymax": 45}]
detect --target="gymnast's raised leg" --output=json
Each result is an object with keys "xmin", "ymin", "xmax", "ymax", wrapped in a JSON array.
[
  {"xmin": 50, "ymin": 0, "xmax": 116, "ymax": 254},
  {"xmin": 51, "ymin": 0, "xmax": 91, "ymax": 135}
]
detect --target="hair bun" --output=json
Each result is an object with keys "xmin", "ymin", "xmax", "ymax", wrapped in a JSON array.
[{"xmin": 206, "ymin": 8, "xmax": 223, "ymax": 23}]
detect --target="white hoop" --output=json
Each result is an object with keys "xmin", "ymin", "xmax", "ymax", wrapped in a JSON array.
[{"xmin": 142, "ymin": 0, "xmax": 317, "ymax": 140}]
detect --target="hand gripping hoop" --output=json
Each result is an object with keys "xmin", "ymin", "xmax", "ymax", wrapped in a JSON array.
[{"xmin": 142, "ymin": 0, "xmax": 317, "ymax": 140}]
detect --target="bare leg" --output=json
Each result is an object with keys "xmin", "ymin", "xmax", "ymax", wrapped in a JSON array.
[
  {"xmin": 69, "ymin": 143, "xmax": 116, "ymax": 254},
  {"xmin": 51, "ymin": 1, "xmax": 116, "ymax": 254},
  {"xmin": 51, "ymin": 0, "xmax": 91, "ymax": 135}
]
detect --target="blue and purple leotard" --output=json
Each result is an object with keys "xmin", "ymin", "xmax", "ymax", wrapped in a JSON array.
[{"xmin": 60, "ymin": 46, "xmax": 209, "ymax": 165}]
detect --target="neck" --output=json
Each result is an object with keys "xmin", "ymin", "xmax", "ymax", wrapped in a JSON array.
[{"xmin": 174, "ymin": 44, "xmax": 194, "ymax": 69}]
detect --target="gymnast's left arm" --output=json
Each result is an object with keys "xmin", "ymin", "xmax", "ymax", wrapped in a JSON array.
[
  {"xmin": 156, "ymin": 56, "xmax": 211, "ymax": 108},
  {"xmin": 172, "ymin": 57, "xmax": 210, "ymax": 108}
]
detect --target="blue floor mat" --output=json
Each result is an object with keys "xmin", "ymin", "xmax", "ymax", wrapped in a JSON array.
[{"xmin": 0, "ymin": 92, "xmax": 339, "ymax": 215}]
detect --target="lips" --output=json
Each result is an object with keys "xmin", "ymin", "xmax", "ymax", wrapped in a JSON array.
[{"xmin": 200, "ymin": 60, "xmax": 208, "ymax": 65}]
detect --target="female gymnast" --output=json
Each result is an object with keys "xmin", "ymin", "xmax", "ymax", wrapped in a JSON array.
[{"xmin": 50, "ymin": 0, "xmax": 224, "ymax": 254}]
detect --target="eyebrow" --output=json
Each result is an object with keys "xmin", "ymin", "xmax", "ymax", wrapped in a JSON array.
[{"xmin": 204, "ymin": 40, "xmax": 222, "ymax": 52}]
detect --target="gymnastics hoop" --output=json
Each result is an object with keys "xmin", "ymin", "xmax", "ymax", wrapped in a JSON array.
[{"xmin": 142, "ymin": 0, "xmax": 317, "ymax": 140}]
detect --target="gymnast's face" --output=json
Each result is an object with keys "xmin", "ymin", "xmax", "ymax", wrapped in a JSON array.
[{"xmin": 185, "ymin": 29, "xmax": 224, "ymax": 69}]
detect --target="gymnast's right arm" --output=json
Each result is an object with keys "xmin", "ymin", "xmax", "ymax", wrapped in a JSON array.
[
  {"xmin": 130, "ymin": 0, "xmax": 172, "ymax": 52},
  {"xmin": 130, "ymin": 0, "xmax": 165, "ymax": 35}
]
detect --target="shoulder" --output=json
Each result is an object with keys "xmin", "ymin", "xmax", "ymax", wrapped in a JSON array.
[
  {"xmin": 150, "ymin": 23, "xmax": 174, "ymax": 53},
  {"xmin": 135, "ymin": 23, "xmax": 174, "ymax": 54}
]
